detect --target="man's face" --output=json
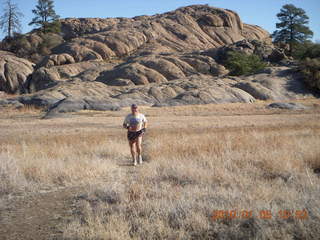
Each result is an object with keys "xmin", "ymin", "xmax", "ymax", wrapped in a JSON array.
[{"xmin": 131, "ymin": 106, "xmax": 138, "ymax": 114}]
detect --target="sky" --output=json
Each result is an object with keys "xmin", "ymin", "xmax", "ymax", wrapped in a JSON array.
[{"xmin": 1, "ymin": 0, "xmax": 319, "ymax": 41}]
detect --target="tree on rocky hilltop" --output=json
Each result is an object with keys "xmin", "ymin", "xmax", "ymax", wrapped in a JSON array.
[
  {"xmin": 29, "ymin": 0, "xmax": 60, "ymax": 33},
  {"xmin": 0, "ymin": 0, "xmax": 24, "ymax": 39},
  {"xmin": 272, "ymin": 4, "xmax": 313, "ymax": 56}
]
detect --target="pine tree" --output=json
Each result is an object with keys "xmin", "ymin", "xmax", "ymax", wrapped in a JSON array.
[
  {"xmin": 272, "ymin": 4, "xmax": 313, "ymax": 56},
  {"xmin": 0, "ymin": 0, "xmax": 24, "ymax": 39},
  {"xmin": 29, "ymin": 0, "xmax": 60, "ymax": 33}
]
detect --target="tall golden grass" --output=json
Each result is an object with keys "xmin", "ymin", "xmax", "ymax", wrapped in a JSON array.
[
  {"xmin": 0, "ymin": 101, "xmax": 319, "ymax": 239},
  {"xmin": 63, "ymin": 126, "xmax": 320, "ymax": 240}
]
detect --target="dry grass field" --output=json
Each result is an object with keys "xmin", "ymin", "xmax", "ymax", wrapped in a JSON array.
[{"xmin": 0, "ymin": 99, "xmax": 320, "ymax": 240}]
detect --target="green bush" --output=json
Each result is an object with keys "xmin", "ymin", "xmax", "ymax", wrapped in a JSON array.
[
  {"xmin": 0, "ymin": 31, "xmax": 63, "ymax": 63},
  {"xmin": 301, "ymin": 43, "xmax": 320, "ymax": 59},
  {"xmin": 1, "ymin": 34, "xmax": 32, "ymax": 58},
  {"xmin": 43, "ymin": 20, "xmax": 61, "ymax": 34},
  {"xmin": 299, "ymin": 57, "xmax": 320, "ymax": 90},
  {"xmin": 223, "ymin": 51, "xmax": 267, "ymax": 76},
  {"xmin": 42, "ymin": 33, "xmax": 63, "ymax": 48},
  {"xmin": 296, "ymin": 43, "xmax": 320, "ymax": 91},
  {"xmin": 293, "ymin": 42, "xmax": 320, "ymax": 60}
]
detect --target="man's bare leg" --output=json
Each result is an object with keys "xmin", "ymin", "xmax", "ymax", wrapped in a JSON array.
[
  {"xmin": 129, "ymin": 141, "xmax": 137, "ymax": 166},
  {"xmin": 136, "ymin": 136, "xmax": 143, "ymax": 164}
]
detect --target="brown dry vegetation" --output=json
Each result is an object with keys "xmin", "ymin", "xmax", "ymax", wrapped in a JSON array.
[{"xmin": 0, "ymin": 99, "xmax": 320, "ymax": 240}]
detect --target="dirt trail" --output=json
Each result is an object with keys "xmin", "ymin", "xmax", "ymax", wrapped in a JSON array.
[
  {"xmin": 0, "ymin": 187, "xmax": 83, "ymax": 240},
  {"xmin": 0, "ymin": 158, "xmax": 141, "ymax": 240}
]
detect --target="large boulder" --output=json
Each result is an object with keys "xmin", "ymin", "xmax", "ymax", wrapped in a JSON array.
[
  {"xmin": 233, "ymin": 67, "xmax": 317, "ymax": 100},
  {"xmin": 0, "ymin": 51, "xmax": 34, "ymax": 94},
  {"xmin": 29, "ymin": 61, "xmax": 117, "ymax": 92},
  {"xmin": 267, "ymin": 102, "xmax": 308, "ymax": 110},
  {"xmin": 37, "ymin": 53, "xmax": 76, "ymax": 68},
  {"xmin": 96, "ymin": 53, "xmax": 229, "ymax": 86},
  {"xmin": 43, "ymin": 97, "xmax": 121, "ymax": 119}
]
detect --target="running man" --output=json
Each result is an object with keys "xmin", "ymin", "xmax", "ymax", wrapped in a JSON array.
[{"xmin": 123, "ymin": 104, "xmax": 148, "ymax": 166}]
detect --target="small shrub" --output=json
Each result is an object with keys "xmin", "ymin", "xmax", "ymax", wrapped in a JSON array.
[
  {"xmin": 43, "ymin": 20, "xmax": 62, "ymax": 34},
  {"xmin": 38, "ymin": 33, "xmax": 63, "ymax": 51},
  {"xmin": 301, "ymin": 43, "xmax": 320, "ymax": 59},
  {"xmin": 0, "ymin": 31, "xmax": 63, "ymax": 63},
  {"xmin": 1, "ymin": 34, "xmax": 32, "ymax": 58},
  {"xmin": 299, "ymin": 57, "xmax": 320, "ymax": 90},
  {"xmin": 223, "ymin": 51, "xmax": 267, "ymax": 76},
  {"xmin": 293, "ymin": 42, "xmax": 320, "ymax": 60},
  {"xmin": 37, "ymin": 33, "xmax": 63, "ymax": 56}
]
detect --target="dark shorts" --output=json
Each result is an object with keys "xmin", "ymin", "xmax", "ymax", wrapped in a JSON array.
[{"xmin": 127, "ymin": 129, "xmax": 144, "ymax": 141}]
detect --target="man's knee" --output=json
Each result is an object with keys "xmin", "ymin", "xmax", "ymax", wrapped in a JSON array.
[
  {"xmin": 129, "ymin": 142, "xmax": 135, "ymax": 149},
  {"xmin": 136, "ymin": 143, "xmax": 142, "ymax": 152}
]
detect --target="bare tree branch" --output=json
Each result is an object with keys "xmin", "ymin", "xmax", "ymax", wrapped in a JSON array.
[{"xmin": 0, "ymin": 0, "xmax": 24, "ymax": 39}]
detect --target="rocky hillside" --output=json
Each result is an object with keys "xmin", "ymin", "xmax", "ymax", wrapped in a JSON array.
[
  {"xmin": 54, "ymin": 5, "xmax": 270, "ymax": 63},
  {"xmin": 0, "ymin": 5, "xmax": 317, "ymax": 117}
]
